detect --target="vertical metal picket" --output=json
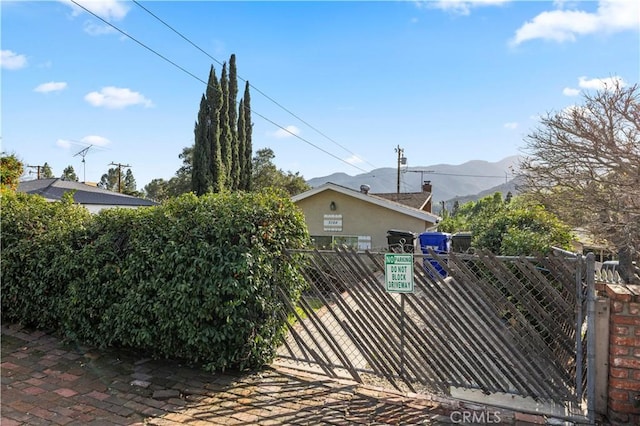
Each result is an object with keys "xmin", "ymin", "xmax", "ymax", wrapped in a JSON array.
[
  {"xmin": 586, "ymin": 252, "xmax": 596, "ymax": 424},
  {"xmin": 575, "ymin": 252, "xmax": 584, "ymax": 404}
]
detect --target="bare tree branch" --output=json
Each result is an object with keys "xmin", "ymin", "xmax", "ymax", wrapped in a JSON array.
[{"xmin": 518, "ymin": 82, "xmax": 639, "ymax": 283}]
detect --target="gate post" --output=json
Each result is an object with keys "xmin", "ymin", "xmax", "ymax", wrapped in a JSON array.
[
  {"xmin": 594, "ymin": 296, "xmax": 610, "ymax": 416},
  {"xmin": 605, "ymin": 283, "xmax": 640, "ymax": 425}
]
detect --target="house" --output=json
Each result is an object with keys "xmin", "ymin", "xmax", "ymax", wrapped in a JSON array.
[
  {"xmin": 18, "ymin": 178, "xmax": 157, "ymax": 213},
  {"xmin": 292, "ymin": 182, "xmax": 440, "ymax": 251}
]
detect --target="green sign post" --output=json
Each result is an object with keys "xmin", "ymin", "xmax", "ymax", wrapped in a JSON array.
[{"xmin": 384, "ymin": 253, "xmax": 414, "ymax": 293}]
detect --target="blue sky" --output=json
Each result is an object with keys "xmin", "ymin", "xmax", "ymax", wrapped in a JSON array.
[{"xmin": 2, "ymin": 0, "xmax": 639, "ymax": 189}]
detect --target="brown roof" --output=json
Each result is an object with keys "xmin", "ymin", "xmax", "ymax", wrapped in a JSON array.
[{"xmin": 373, "ymin": 192, "xmax": 431, "ymax": 211}]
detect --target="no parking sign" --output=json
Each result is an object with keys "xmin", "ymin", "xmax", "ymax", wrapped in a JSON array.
[{"xmin": 384, "ymin": 253, "xmax": 414, "ymax": 293}]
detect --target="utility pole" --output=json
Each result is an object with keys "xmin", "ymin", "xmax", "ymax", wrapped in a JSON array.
[
  {"xmin": 109, "ymin": 162, "xmax": 131, "ymax": 193},
  {"xmin": 395, "ymin": 145, "xmax": 406, "ymax": 199},
  {"xmin": 27, "ymin": 165, "xmax": 43, "ymax": 179}
]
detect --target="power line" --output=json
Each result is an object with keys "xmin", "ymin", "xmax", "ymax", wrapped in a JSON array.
[
  {"xmin": 130, "ymin": 0, "xmax": 377, "ymax": 170},
  {"xmin": 420, "ymin": 172, "xmax": 510, "ymax": 178},
  {"xmin": 69, "ymin": 0, "xmax": 369, "ymax": 174},
  {"xmin": 404, "ymin": 168, "xmax": 513, "ymax": 179}
]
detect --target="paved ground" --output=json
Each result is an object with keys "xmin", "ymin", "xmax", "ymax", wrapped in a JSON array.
[{"xmin": 1, "ymin": 323, "xmax": 552, "ymax": 425}]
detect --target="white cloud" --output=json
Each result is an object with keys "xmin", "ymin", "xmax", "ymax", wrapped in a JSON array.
[
  {"xmin": 61, "ymin": 0, "xmax": 130, "ymax": 21},
  {"xmin": 56, "ymin": 139, "xmax": 72, "ymax": 149},
  {"xmin": 34, "ymin": 81, "xmax": 68, "ymax": 93},
  {"xmin": 562, "ymin": 87, "xmax": 580, "ymax": 96},
  {"xmin": 1, "ymin": 49, "xmax": 27, "ymax": 70},
  {"xmin": 273, "ymin": 125, "xmax": 301, "ymax": 139},
  {"xmin": 83, "ymin": 20, "xmax": 117, "ymax": 36},
  {"xmin": 84, "ymin": 86, "xmax": 153, "ymax": 109},
  {"xmin": 503, "ymin": 122, "xmax": 518, "ymax": 129},
  {"xmin": 578, "ymin": 75, "xmax": 626, "ymax": 90},
  {"xmin": 81, "ymin": 135, "xmax": 111, "ymax": 146},
  {"xmin": 512, "ymin": 0, "xmax": 640, "ymax": 45},
  {"xmin": 57, "ymin": 135, "xmax": 111, "ymax": 150},
  {"xmin": 420, "ymin": 0, "xmax": 511, "ymax": 15},
  {"xmin": 60, "ymin": 0, "xmax": 129, "ymax": 35},
  {"xmin": 345, "ymin": 155, "xmax": 365, "ymax": 165}
]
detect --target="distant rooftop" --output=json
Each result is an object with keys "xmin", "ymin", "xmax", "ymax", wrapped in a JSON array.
[{"xmin": 18, "ymin": 178, "xmax": 157, "ymax": 207}]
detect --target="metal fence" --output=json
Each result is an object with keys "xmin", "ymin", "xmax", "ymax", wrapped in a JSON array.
[{"xmin": 276, "ymin": 247, "xmax": 595, "ymax": 422}]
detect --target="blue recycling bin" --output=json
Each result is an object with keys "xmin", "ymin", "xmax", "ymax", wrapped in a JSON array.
[{"xmin": 419, "ymin": 232, "xmax": 451, "ymax": 277}]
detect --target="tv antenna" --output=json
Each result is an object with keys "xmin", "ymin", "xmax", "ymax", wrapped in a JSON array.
[{"xmin": 73, "ymin": 145, "xmax": 95, "ymax": 183}]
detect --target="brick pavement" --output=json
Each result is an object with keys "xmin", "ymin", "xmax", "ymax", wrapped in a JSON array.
[{"xmin": 1, "ymin": 323, "xmax": 548, "ymax": 425}]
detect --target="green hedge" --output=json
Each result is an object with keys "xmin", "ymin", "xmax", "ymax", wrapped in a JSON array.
[
  {"xmin": 1, "ymin": 189, "xmax": 310, "ymax": 370},
  {"xmin": 1, "ymin": 190, "xmax": 92, "ymax": 329}
]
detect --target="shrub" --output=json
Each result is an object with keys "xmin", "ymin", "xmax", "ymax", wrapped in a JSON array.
[
  {"xmin": 1, "ymin": 189, "xmax": 91, "ymax": 329},
  {"xmin": 2, "ymin": 189, "xmax": 310, "ymax": 370}
]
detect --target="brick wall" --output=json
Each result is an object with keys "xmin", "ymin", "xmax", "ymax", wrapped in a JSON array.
[{"xmin": 606, "ymin": 284, "xmax": 640, "ymax": 425}]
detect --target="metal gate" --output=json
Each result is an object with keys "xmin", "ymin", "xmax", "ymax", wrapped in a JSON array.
[{"xmin": 275, "ymin": 247, "xmax": 596, "ymax": 422}]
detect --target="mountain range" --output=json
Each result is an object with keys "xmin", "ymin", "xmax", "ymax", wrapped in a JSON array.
[{"xmin": 307, "ymin": 155, "xmax": 522, "ymax": 208}]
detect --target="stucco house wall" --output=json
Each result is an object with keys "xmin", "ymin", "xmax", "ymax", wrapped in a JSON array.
[{"xmin": 293, "ymin": 183, "xmax": 438, "ymax": 251}]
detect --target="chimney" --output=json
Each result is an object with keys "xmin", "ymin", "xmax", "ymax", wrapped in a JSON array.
[
  {"xmin": 422, "ymin": 180, "xmax": 432, "ymax": 193},
  {"xmin": 360, "ymin": 184, "xmax": 370, "ymax": 195}
]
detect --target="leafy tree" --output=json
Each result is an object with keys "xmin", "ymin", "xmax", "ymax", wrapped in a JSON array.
[
  {"xmin": 166, "ymin": 147, "xmax": 193, "ymax": 197},
  {"xmin": 451, "ymin": 200, "xmax": 460, "ymax": 217},
  {"xmin": 99, "ymin": 167, "xmax": 140, "ymax": 195},
  {"xmin": 123, "ymin": 169, "xmax": 139, "ymax": 196},
  {"xmin": 99, "ymin": 168, "xmax": 119, "ymax": 191},
  {"xmin": 438, "ymin": 193, "xmax": 573, "ymax": 256},
  {"xmin": 61, "ymin": 165, "xmax": 79, "ymax": 182},
  {"xmin": 145, "ymin": 147, "xmax": 194, "ymax": 202},
  {"xmin": 281, "ymin": 171, "xmax": 311, "ymax": 196},
  {"xmin": 144, "ymin": 178, "xmax": 169, "ymax": 202},
  {"xmin": 41, "ymin": 162, "xmax": 54, "ymax": 179},
  {"xmin": 519, "ymin": 83, "xmax": 640, "ymax": 282},
  {"xmin": 252, "ymin": 148, "xmax": 310, "ymax": 196},
  {"xmin": 1, "ymin": 154, "xmax": 24, "ymax": 190}
]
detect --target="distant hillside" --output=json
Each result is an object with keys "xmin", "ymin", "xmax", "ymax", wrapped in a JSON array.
[
  {"xmin": 307, "ymin": 155, "xmax": 521, "ymax": 204},
  {"xmin": 437, "ymin": 175, "xmax": 523, "ymax": 214}
]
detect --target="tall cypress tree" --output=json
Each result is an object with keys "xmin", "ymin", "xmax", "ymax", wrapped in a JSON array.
[
  {"xmin": 219, "ymin": 63, "xmax": 232, "ymax": 189},
  {"xmin": 242, "ymin": 81, "xmax": 253, "ymax": 191},
  {"xmin": 192, "ymin": 57, "xmax": 251, "ymax": 194},
  {"xmin": 228, "ymin": 54, "xmax": 240, "ymax": 190},
  {"xmin": 192, "ymin": 95, "xmax": 211, "ymax": 195},
  {"xmin": 206, "ymin": 65, "xmax": 224, "ymax": 193},
  {"xmin": 237, "ymin": 98, "xmax": 247, "ymax": 190}
]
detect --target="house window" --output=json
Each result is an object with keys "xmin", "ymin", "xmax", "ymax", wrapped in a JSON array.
[{"xmin": 311, "ymin": 235, "xmax": 371, "ymax": 251}]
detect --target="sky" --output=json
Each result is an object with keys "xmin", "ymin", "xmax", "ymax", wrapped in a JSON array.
[{"xmin": 2, "ymin": 0, "xmax": 639, "ymax": 190}]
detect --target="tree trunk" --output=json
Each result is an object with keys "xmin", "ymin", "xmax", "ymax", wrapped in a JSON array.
[{"xmin": 618, "ymin": 246, "xmax": 638, "ymax": 284}]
